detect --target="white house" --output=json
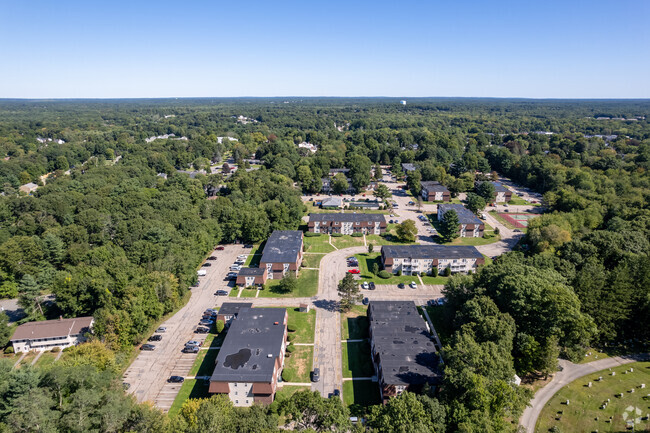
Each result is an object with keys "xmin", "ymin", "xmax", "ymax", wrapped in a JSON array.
[{"xmin": 10, "ymin": 317, "xmax": 94, "ymax": 353}]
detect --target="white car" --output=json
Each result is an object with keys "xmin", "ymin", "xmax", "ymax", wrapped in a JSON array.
[
  {"xmin": 409, "ymin": 281, "xmax": 417, "ymax": 289},
  {"xmin": 237, "ymin": 255, "xmax": 248, "ymax": 259},
  {"xmin": 230, "ymin": 265, "xmax": 241, "ymax": 271},
  {"xmin": 362, "ymin": 282, "xmax": 369, "ymax": 290}
]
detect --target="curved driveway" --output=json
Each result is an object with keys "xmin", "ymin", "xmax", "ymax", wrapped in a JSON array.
[{"xmin": 519, "ymin": 353, "xmax": 650, "ymax": 433}]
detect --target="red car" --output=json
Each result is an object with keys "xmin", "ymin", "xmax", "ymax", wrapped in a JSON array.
[
  {"xmin": 216, "ymin": 246, "xmax": 225, "ymax": 250},
  {"xmin": 348, "ymin": 269, "xmax": 360, "ymax": 274}
]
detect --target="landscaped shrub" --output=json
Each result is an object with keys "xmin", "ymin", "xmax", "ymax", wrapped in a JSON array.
[
  {"xmin": 304, "ymin": 232, "xmax": 322, "ymax": 237},
  {"xmin": 494, "ymin": 227, "xmax": 500, "ymax": 235},
  {"xmin": 51, "ymin": 347, "xmax": 60, "ymax": 353},
  {"xmin": 431, "ymin": 268, "xmax": 438, "ymax": 277},
  {"xmin": 216, "ymin": 320, "xmax": 225, "ymax": 334},
  {"xmin": 443, "ymin": 267, "xmax": 451, "ymax": 277},
  {"xmin": 351, "ymin": 232, "xmax": 363, "ymax": 237},
  {"xmin": 286, "ymin": 344, "xmax": 295, "ymax": 354},
  {"xmin": 396, "ymin": 270, "xmax": 402, "ymax": 276},
  {"xmin": 4, "ymin": 346, "xmax": 14, "ymax": 354},
  {"xmin": 287, "ymin": 325, "xmax": 296, "ymax": 333},
  {"xmin": 378, "ymin": 270, "xmax": 391, "ymax": 279},
  {"xmin": 287, "ymin": 334, "xmax": 294, "ymax": 342},
  {"xmin": 331, "ymin": 233, "xmax": 343, "ymax": 237}
]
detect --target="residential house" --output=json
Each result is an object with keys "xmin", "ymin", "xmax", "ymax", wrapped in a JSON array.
[
  {"xmin": 216, "ymin": 302, "xmax": 253, "ymax": 326},
  {"xmin": 420, "ymin": 182, "xmax": 450, "ymax": 202},
  {"xmin": 320, "ymin": 197, "xmax": 342, "ymax": 209},
  {"xmin": 308, "ymin": 213, "xmax": 387, "ymax": 235},
  {"xmin": 380, "ymin": 245, "xmax": 484, "ymax": 276},
  {"xmin": 259, "ymin": 231, "xmax": 304, "ymax": 279},
  {"xmin": 19, "ymin": 183, "xmax": 38, "ymax": 195},
  {"xmin": 236, "ymin": 268, "xmax": 267, "ymax": 287},
  {"xmin": 10, "ymin": 316, "xmax": 94, "ymax": 353},
  {"xmin": 437, "ymin": 203, "xmax": 484, "ymax": 237},
  {"xmin": 401, "ymin": 163, "xmax": 416, "ymax": 173},
  {"xmin": 209, "ymin": 308, "xmax": 288, "ymax": 406},
  {"xmin": 368, "ymin": 301, "xmax": 440, "ymax": 403}
]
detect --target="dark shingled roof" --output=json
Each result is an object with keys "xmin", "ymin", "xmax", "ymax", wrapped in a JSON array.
[
  {"xmin": 438, "ymin": 203, "xmax": 482, "ymax": 225},
  {"xmin": 238, "ymin": 268, "xmax": 265, "ymax": 276},
  {"xmin": 309, "ymin": 213, "xmax": 386, "ymax": 223},
  {"xmin": 260, "ymin": 230, "xmax": 303, "ymax": 264},
  {"xmin": 491, "ymin": 181, "xmax": 510, "ymax": 192},
  {"xmin": 381, "ymin": 244, "xmax": 483, "ymax": 260},
  {"xmin": 369, "ymin": 301, "xmax": 440, "ymax": 386},
  {"xmin": 421, "ymin": 181, "xmax": 449, "ymax": 193},
  {"xmin": 210, "ymin": 308, "xmax": 286, "ymax": 383},
  {"xmin": 218, "ymin": 302, "xmax": 253, "ymax": 317}
]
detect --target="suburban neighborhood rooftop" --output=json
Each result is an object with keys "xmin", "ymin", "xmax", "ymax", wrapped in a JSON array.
[
  {"xmin": 421, "ymin": 181, "xmax": 449, "ymax": 192},
  {"xmin": 260, "ymin": 230, "xmax": 303, "ymax": 264},
  {"xmin": 10, "ymin": 316, "xmax": 94, "ymax": 341},
  {"xmin": 438, "ymin": 203, "xmax": 483, "ymax": 225},
  {"xmin": 210, "ymin": 308, "xmax": 286, "ymax": 383},
  {"xmin": 381, "ymin": 244, "xmax": 483, "ymax": 260},
  {"xmin": 237, "ymin": 268, "xmax": 265, "ymax": 276},
  {"xmin": 218, "ymin": 302, "xmax": 253, "ymax": 317},
  {"xmin": 309, "ymin": 213, "xmax": 386, "ymax": 223}
]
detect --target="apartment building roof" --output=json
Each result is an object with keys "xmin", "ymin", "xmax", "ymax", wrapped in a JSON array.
[
  {"xmin": 402, "ymin": 163, "xmax": 417, "ymax": 172},
  {"xmin": 368, "ymin": 301, "xmax": 439, "ymax": 386},
  {"xmin": 381, "ymin": 244, "xmax": 483, "ymax": 260},
  {"xmin": 260, "ymin": 230, "xmax": 303, "ymax": 264},
  {"xmin": 438, "ymin": 203, "xmax": 482, "ymax": 225},
  {"xmin": 309, "ymin": 213, "xmax": 386, "ymax": 224},
  {"xmin": 10, "ymin": 316, "xmax": 94, "ymax": 341},
  {"xmin": 321, "ymin": 197, "xmax": 342, "ymax": 207},
  {"xmin": 210, "ymin": 308, "xmax": 286, "ymax": 383},
  {"xmin": 238, "ymin": 268, "xmax": 266, "ymax": 276},
  {"xmin": 421, "ymin": 181, "xmax": 449, "ymax": 193},
  {"xmin": 218, "ymin": 302, "xmax": 253, "ymax": 317}
]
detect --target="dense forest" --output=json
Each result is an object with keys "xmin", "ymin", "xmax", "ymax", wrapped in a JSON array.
[{"xmin": 0, "ymin": 98, "xmax": 648, "ymax": 432}]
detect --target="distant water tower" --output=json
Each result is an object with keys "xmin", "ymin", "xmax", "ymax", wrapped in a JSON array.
[{"xmin": 400, "ymin": 100, "xmax": 406, "ymax": 105}]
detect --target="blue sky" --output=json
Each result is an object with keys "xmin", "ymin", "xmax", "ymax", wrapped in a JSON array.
[{"xmin": 0, "ymin": 0, "xmax": 648, "ymax": 98}]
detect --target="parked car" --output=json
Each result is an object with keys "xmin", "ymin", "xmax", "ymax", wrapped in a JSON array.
[
  {"xmin": 244, "ymin": 244, "xmax": 253, "ymax": 248},
  {"xmin": 333, "ymin": 389, "xmax": 340, "ymax": 397},
  {"xmin": 156, "ymin": 326, "xmax": 167, "ymax": 333},
  {"xmin": 216, "ymin": 246, "xmax": 225, "ymax": 250},
  {"xmin": 230, "ymin": 265, "xmax": 242, "ymax": 271},
  {"xmin": 362, "ymin": 297, "xmax": 369, "ymax": 305},
  {"xmin": 369, "ymin": 282, "xmax": 376, "ymax": 290},
  {"xmin": 215, "ymin": 290, "xmax": 228, "ymax": 296},
  {"xmin": 410, "ymin": 281, "xmax": 417, "ymax": 289},
  {"xmin": 389, "ymin": 219, "xmax": 394, "ymax": 224},
  {"xmin": 186, "ymin": 340, "xmax": 202, "ymax": 347},
  {"xmin": 205, "ymin": 308, "xmax": 218, "ymax": 314},
  {"xmin": 398, "ymin": 283, "xmax": 405, "ymax": 289},
  {"xmin": 202, "ymin": 263, "xmax": 212, "ymax": 267},
  {"xmin": 195, "ymin": 326, "xmax": 210, "ymax": 334},
  {"xmin": 148, "ymin": 334, "xmax": 162, "ymax": 342},
  {"xmin": 408, "ymin": 201, "xmax": 414, "ymax": 205},
  {"xmin": 361, "ymin": 281, "xmax": 369, "ymax": 290},
  {"xmin": 312, "ymin": 368, "xmax": 320, "ymax": 382},
  {"xmin": 199, "ymin": 319, "xmax": 214, "ymax": 326},
  {"xmin": 207, "ymin": 256, "xmax": 217, "ymax": 260},
  {"xmin": 348, "ymin": 269, "xmax": 360, "ymax": 274},
  {"xmin": 168, "ymin": 376, "xmax": 185, "ymax": 383},
  {"xmin": 437, "ymin": 297, "xmax": 447, "ymax": 306},
  {"xmin": 226, "ymin": 272, "xmax": 238, "ymax": 280},
  {"xmin": 140, "ymin": 344, "xmax": 156, "ymax": 351},
  {"xmin": 183, "ymin": 345, "xmax": 199, "ymax": 353}
]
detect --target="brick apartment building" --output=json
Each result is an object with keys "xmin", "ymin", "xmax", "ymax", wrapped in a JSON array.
[
  {"xmin": 236, "ymin": 267, "xmax": 268, "ymax": 287},
  {"xmin": 368, "ymin": 301, "xmax": 441, "ymax": 403},
  {"xmin": 307, "ymin": 213, "xmax": 387, "ymax": 235},
  {"xmin": 437, "ymin": 203, "xmax": 485, "ymax": 238},
  {"xmin": 209, "ymin": 307, "xmax": 287, "ymax": 406},
  {"xmin": 420, "ymin": 181, "xmax": 450, "ymax": 202},
  {"xmin": 259, "ymin": 230, "xmax": 304, "ymax": 280},
  {"xmin": 380, "ymin": 245, "xmax": 485, "ymax": 276},
  {"xmin": 216, "ymin": 302, "xmax": 253, "ymax": 327}
]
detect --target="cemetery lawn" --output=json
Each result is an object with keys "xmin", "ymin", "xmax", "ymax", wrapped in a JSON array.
[{"xmin": 535, "ymin": 361, "xmax": 650, "ymax": 433}]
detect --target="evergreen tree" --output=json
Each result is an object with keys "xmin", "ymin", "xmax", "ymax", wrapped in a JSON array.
[{"xmin": 439, "ymin": 210, "xmax": 460, "ymax": 242}]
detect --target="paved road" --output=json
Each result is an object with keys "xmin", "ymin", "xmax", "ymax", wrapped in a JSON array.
[
  {"xmin": 519, "ymin": 353, "xmax": 650, "ymax": 433},
  {"xmin": 123, "ymin": 244, "xmax": 246, "ymax": 411},
  {"xmin": 312, "ymin": 246, "xmax": 366, "ymax": 397}
]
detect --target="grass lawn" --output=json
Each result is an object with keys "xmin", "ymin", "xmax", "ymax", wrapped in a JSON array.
[
  {"xmin": 508, "ymin": 196, "xmax": 530, "ymax": 205},
  {"xmin": 259, "ymin": 269, "xmax": 319, "ymax": 298},
  {"xmin": 238, "ymin": 288, "xmax": 259, "ymax": 298},
  {"xmin": 578, "ymin": 348, "xmax": 611, "ymax": 364},
  {"xmin": 302, "ymin": 253, "xmax": 324, "ymax": 268},
  {"xmin": 228, "ymin": 288, "xmax": 240, "ymax": 297},
  {"xmin": 341, "ymin": 305, "xmax": 369, "ymax": 340},
  {"xmin": 489, "ymin": 210, "xmax": 517, "ymax": 230},
  {"xmin": 354, "ymin": 252, "xmax": 418, "ymax": 285},
  {"xmin": 331, "ymin": 236, "xmax": 365, "ymax": 249},
  {"xmin": 276, "ymin": 385, "xmax": 310, "ymax": 400},
  {"xmin": 303, "ymin": 235, "xmax": 336, "ymax": 253},
  {"xmin": 341, "ymin": 341, "xmax": 374, "ymax": 378},
  {"xmin": 343, "ymin": 380, "xmax": 381, "ymax": 409},
  {"xmin": 304, "ymin": 202, "xmax": 389, "ymax": 215},
  {"xmin": 420, "ymin": 275, "xmax": 451, "ymax": 285},
  {"xmin": 424, "ymin": 305, "xmax": 454, "ymax": 345},
  {"xmin": 286, "ymin": 307, "xmax": 316, "ymax": 344},
  {"xmin": 536, "ymin": 361, "xmax": 650, "ymax": 433},
  {"xmin": 243, "ymin": 243, "xmax": 263, "ymax": 266},
  {"xmin": 168, "ymin": 379, "xmax": 210, "ymax": 417},
  {"xmin": 282, "ymin": 345, "xmax": 313, "ymax": 383},
  {"xmin": 446, "ymin": 234, "xmax": 501, "ymax": 246},
  {"xmin": 189, "ymin": 349, "xmax": 220, "ymax": 377},
  {"xmin": 17, "ymin": 351, "xmax": 38, "ymax": 367},
  {"xmin": 34, "ymin": 352, "xmax": 58, "ymax": 368}
]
